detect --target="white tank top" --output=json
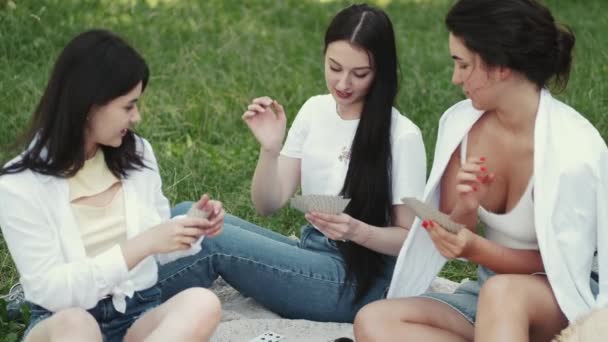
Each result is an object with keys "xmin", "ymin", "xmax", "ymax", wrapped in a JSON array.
[{"xmin": 460, "ymin": 134, "xmax": 538, "ymax": 250}]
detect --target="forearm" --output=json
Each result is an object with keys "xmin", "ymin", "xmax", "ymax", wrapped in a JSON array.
[
  {"xmin": 350, "ymin": 223, "xmax": 408, "ymax": 256},
  {"xmin": 467, "ymin": 236, "xmax": 544, "ymax": 274},
  {"xmin": 120, "ymin": 233, "xmax": 154, "ymax": 270},
  {"xmin": 251, "ymin": 148, "xmax": 285, "ymax": 215}
]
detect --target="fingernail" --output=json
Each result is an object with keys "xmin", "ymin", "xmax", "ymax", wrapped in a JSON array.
[
  {"xmin": 480, "ymin": 166, "xmax": 487, "ymax": 172},
  {"xmin": 422, "ymin": 220, "xmax": 428, "ymax": 228},
  {"xmin": 477, "ymin": 175, "xmax": 483, "ymax": 181},
  {"xmin": 428, "ymin": 221, "xmax": 434, "ymax": 227},
  {"xmin": 473, "ymin": 186, "xmax": 478, "ymax": 192},
  {"xmin": 480, "ymin": 157, "xmax": 486, "ymax": 162}
]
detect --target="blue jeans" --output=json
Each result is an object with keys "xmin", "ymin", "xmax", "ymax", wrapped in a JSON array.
[
  {"xmin": 159, "ymin": 203, "xmax": 395, "ymax": 322},
  {"xmin": 23, "ymin": 285, "xmax": 161, "ymax": 342}
]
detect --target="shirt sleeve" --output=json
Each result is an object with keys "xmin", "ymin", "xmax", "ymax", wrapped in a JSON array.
[
  {"xmin": 391, "ymin": 128, "xmax": 427, "ymax": 205},
  {"xmin": 0, "ymin": 177, "xmax": 130, "ymax": 312},
  {"xmin": 595, "ymin": 145, "xmax": 608, "ymax": 308},
  {"xmin": 280, "ymin": 97, "xmax": 315, "ymax": 159}
]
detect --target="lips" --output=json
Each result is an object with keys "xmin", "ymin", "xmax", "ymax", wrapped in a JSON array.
[{"xmin": 335, "ymin": 90, "xmax": 352, "ymax": 99}]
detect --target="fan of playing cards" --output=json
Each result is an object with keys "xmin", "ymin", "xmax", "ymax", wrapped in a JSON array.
[
  {"xmin": 186, "ymin": 204, "xmax": 210, "ymax": 219},
  {"xmin": 290, "ymin": 194, "xmax": 351, "ymax": 215},
  {"xmin": 401, "ymin": 197, "xmax": 465, "ymax": 233}
]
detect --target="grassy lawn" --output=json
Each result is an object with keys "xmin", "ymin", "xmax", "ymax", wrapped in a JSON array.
[{"xmin": 1, "ymin": 0, "xmax": 607, "ymax": 338}]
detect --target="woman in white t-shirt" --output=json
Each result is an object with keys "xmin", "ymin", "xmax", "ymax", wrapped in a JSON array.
[
  {"xmin": 157, "ymin": 4, "xmax": 426, "ymax": 322},
  {"xmin": 0, "ymin": 30, "xmax": 223, "ymax": 342}
]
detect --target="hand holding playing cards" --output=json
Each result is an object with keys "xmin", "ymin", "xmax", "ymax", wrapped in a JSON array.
[
  {"xmin": 189, "ymin": 194, "xmax": 225, "ymax": 238},
  {"xmin": 422, "ymin": 219, "xmax": 478, "ymax": 259},
  {"xmin": 305, "ymin": 211, "xmax": 362, "ymax": 241},
  {"xmin": 453, "ymin": 156, "xmax": 495, "ymax": 215},
  {"xmin": 242, "ymin": 96, "xmax": 287, "ymax": 154}
]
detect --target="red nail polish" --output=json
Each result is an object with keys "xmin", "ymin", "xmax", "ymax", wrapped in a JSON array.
[
  {"xmin": 477, "ymin": 175, "xmax": 483, "ymax": 181},
  {"xmin": 422, "ymin": 220, "xmax": 428, "ymax": 228},
  {"xmin": 473, "ymin": 186, "xmax": 478, "ymax": 192},
  {"xmin": 480, "ymin": 166, "xmax": 487, "ymax": 172},
  {"xmin": 480, "ymin": 157, "xmax": 486, "ymax": 162}
]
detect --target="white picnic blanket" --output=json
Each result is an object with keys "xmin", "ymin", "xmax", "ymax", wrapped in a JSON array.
[{"xmin": 210, "ymin": 277, "xmax": 459, "ymax": 342}]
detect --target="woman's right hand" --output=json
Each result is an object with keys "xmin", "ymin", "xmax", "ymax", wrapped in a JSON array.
[
  {"xmin": 452, "ymin": 156, "xmax": 495, "ymax": 215},
  {"xmin": 242, "ymin": 96, "xmax": 287, "ymax": 154},
  {"xmin": 143, "ymin": 216, "xmax": 211, "ymax": 254}
]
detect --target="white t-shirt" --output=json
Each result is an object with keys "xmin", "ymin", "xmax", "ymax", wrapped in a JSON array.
[{"xmin": 281, "ymin": 94, "xmax": 426, "ymax": 205}]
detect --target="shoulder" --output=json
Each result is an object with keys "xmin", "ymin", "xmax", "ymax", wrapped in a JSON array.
[
  {"xmin": 550, "ymin": 97, "xmax": 600, "ymax": 137},
  {"xmin": 302, "ymin": 94, "xmax": 334, "ymax": 109},
  {"xmin": 390, "ymin": 107, "xmax": 423, "ymax": 141},
  {"xmin": 0, "ymin": 165, "xmax": 40, "ymax": 199},
  {"xmin": 438, "ymin": 99, "xmax": 479, "ymax": 127},
  {"xmin": 134, "ymin": 136, "xmax": 159, "ymax": 167},
  {"xmin": 296, "ymin": 94, "xmax": 334, "ymax": 118},
  {"xmin": 547, "ymin": 97, "xmax": 606, "ymax": 169}
]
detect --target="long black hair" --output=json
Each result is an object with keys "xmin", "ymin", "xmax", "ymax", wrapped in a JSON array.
[
  {"xmin": 446, "ymin": 0, "xmax": 575, "ymax": 91},
  {"xmin": 325, "ymin": 4, "xmax": 398, "ymax": 303},
  {"xmin": 1, "ymin": 29, "xmax": 149, "ymax": 177}
]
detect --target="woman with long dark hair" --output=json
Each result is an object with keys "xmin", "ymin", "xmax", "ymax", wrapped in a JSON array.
[
  {"xmin": 0, "ymin": 29, "xmax": 223, "ymax": 341},
  {"xmin": 157, "ymin": 4, "xmax": 426, "ymax": 322},
  {"xmin": 354, "ymin": 0, "xmax": 606, "ymax": 340}
]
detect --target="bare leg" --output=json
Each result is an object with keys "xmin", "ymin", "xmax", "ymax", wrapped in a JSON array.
[
  {"xmin": 24, "ymin": 308, "xmax": 102, "ymax": 342},
  {"xmin": 475, "ymin": 274, "xmax": 568, "ymax": 342},
  {"xmin": 354, "ymin": 297, "xmax": 474, "ymax": 342},
  {"xmin": 125, "ymin": 288, "xmax": 221, "ymax": 342}
]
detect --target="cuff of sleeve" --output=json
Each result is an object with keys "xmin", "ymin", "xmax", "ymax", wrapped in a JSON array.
[
  {"xmin": 279, "ymin": 150, "xmax": 302, "ymax": 159},
  {"xmin": 95, "ymin": 244, "xmax": 129, "ymax": 287},
  {"xmin": 156, "ymin": 235, "xmax": 205, "ymax": 265}
]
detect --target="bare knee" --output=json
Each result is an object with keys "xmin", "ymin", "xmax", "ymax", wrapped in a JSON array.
[
  {"xmin": 478, "ymin": 275, "xmax": 522, "ymax": 310},
  {"xmin": 354, "ymin": 300, "xmax": 399, "ymax": 341},
  {"xmin": 175, "ymin": 288, "xmax": 221, "ymax": 337},
  {"xmin": 50, "ymin": 308, "xmax": 101, "ymax": 341}
]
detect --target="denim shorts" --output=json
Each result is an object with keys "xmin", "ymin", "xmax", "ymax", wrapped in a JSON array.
[
  {"xmin": 420, "ymin": 267, "xmax": 600, "ymax": 324},
  {"xmin": 23, "ymin": 285, "xmax": 162, "ymax": 342}
]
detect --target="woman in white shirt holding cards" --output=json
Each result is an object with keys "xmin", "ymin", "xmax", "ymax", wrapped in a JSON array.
[
  {"xmin": 157, "ymin": 4, "xmax": 426, "ymax": 322},
  {"xmin": 354, "ymin": 0, "xmax": 606, "ymax": 341},
  {"xmin": 0, "ymin": 29, "xmax": 223, "ymax": 342}
]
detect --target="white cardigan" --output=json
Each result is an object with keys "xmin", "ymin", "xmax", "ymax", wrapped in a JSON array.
[
  {"xmin": 0, "ymin": 137, "xmax": 201, "ymax": 313},
  {"xmin": 387, "ymin": 89, "xmax": 608, "ymax": 321}
]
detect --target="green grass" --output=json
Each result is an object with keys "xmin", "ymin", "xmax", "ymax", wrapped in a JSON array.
[{"xmin": 1, "ymin": 0, "xmax": 607, "ymax": 338}]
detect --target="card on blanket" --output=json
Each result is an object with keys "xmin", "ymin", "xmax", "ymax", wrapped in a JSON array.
[{"xmin": 248, "ymin": 331, "xmax": 285, "ymax": 342}]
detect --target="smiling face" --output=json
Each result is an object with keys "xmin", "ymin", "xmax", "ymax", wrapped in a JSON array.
[
  {"xmin": 84, "ymin": 82, "xmax": 142, "ymax": 156},
  {"xmin": 449, "ymin": 33, "xmax": 503, "ymax": 111},
  {"xmin": 324, "ymin": 40, "xmax": 375, "ymax": 112}
]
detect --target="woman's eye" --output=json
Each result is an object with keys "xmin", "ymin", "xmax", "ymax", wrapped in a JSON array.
[
  {"xmin": 330, "ymin": 66, "xmax": 341, "ymax": 72},
  {"xmin": 354, "ymin": 73, "xmax": 369, "ymax": 78}
]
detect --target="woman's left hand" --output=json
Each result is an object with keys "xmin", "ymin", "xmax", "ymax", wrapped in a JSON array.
[
  {"xmin": 422, "ymin": 220, "xmax": 478, "ymax": 259},
  {"xmin": 305, "ymin": 211, "xmax": 362, "ymax": 241},
  {"xmin": 193, "ymin": 194, "xmax": 225, "ymax": 237}
]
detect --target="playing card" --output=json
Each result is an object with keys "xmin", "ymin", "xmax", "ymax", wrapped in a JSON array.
[
  {"xmin": 186, "ymin": 203, "xmax": 210, "ymax": 219},
  {"xmin": 401, "ymin": 197, "xmax": 465, "ymax": 233},
  {"xmin": 248, "ymin": 331, "xmax": 285, "ymax": 342},
  {"xmin": 290, "ymin": 194, "xmax": 350, "ymax": 215}
]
